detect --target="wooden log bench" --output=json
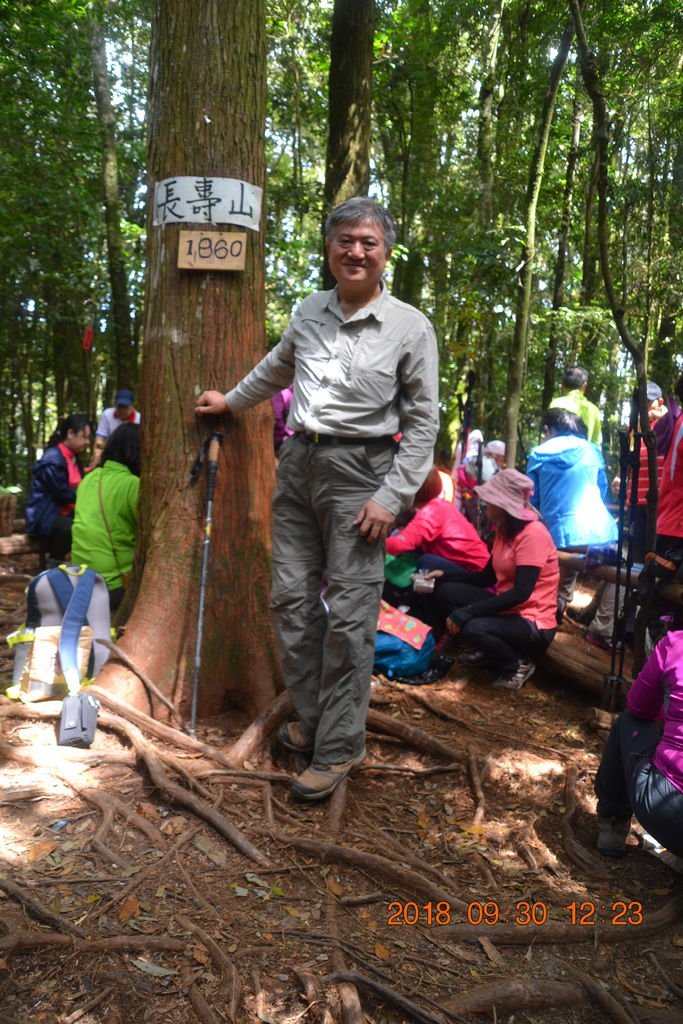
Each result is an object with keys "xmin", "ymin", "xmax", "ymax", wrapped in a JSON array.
[{"xmin": 0, "ymin": 533, "xmax": 46, "ymax": 562}]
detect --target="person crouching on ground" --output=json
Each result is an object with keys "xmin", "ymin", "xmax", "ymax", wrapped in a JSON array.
[
  {"xmin": 71, "ymin": 422, "xmax": 140, "ymax": 613},
  {"xmin": 431, "ymin": 468, "xmax": 559, "ymax": 691},
  {"xmin": 594, "ymin": 627, "xmax": 683, "ymax": 858}
]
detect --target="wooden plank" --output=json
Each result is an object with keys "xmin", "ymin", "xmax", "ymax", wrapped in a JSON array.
[{"xmin": 0, "ymin": 534, "xmax": 42, "ymax": 555}]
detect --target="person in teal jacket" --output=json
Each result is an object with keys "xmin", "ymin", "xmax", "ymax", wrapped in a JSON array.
[{"xmin": 71, "ymin": 423, "xmax": 140, "ymax": 611}]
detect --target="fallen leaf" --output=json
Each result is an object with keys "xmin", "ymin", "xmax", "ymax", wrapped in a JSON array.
[
  {"xmin": 193, "ymin": 834, "xmax": 227, "ymax": 867},
  {"xmin": 478, "ymin": 936, "xmax": 504, "ymax": 966},
  {"xmin": 119, "ymin": 895, "xmax": 140, "ymax": 924},
  {"xmin": 0, "ymin": 958, "xmax": 9, "ymax": 971},
  {"xmin": 131, "ymin": 959, "xmax": 178, "ymax": 978},
  {"xmin": 192, "ymin": 945, "xmax": 209, "ymax": 965},
  {"xmin": 245, "ymin": 873, "xmax": 268, "ymax": 887},
  {"xmin": 28, "ymin": 840, "xmax": 58, "ymax": 862},
  {"xmin": 374, "ymin": 942, "xmax": 391, "ymax": 962},
  {"xmin": 326, "ymin": 875, "xmax": 342, "ymax": 896}
]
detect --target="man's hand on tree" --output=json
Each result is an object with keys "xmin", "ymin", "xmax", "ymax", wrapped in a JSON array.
[
  {"xmin": 353, "ymin": 500, "xmax": 395, "ymax": 544},
  {"xmin": 196, "ymin": 390, "xmax": 230, "ymax": 416}
]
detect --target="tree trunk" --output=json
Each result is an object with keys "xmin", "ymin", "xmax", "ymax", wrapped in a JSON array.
[
  {"xmin": 541, "ymin": 84, "xmax": 582, "ymax": 413},
  {"xmin": 504, "ymin": 20, "xmax": 574, "ymax": 466},
  {"xmin": 569, "ymin": 0, "xmax": 658, "ymax": 672},
  {"xmin": 322, "ymin": 0, "xmax": 374, "ymax": 289},
  {"xmin": 90, "ymin": 16, "xmax": 136, "ymax": 390},
  {"xmin": 95, "ymin": 0, "xmax": 279, "ymax": 720},
  {"xmin": 476, "ymin": 0, "xmax": 506, "ymax": 228}
]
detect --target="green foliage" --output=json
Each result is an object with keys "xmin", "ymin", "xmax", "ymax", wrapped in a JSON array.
[{"xmin": 0, "ymin": 0, "xmax": 680, "ymax": 483}]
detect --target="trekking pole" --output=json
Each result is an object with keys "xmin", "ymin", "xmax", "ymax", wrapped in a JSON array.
[
  {"xmin": 603, "ymin": 391, "xmax": 639, "ymax": 710},
  {"xmin": 189, "ymin": 431, "xmax": 223, "ymax": 737}
]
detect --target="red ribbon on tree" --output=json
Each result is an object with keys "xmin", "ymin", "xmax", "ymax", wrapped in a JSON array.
[{"xmin": 82, "ymin": 324, "xmax": 94, "ymax": 351}]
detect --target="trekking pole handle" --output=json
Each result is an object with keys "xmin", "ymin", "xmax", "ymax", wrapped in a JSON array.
[{"xmin": 207, "ymin": 432, "xmax": 223, "ymax": 465}]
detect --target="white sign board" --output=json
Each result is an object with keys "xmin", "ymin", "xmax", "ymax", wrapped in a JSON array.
[{"xmin": 153, "ymin": 177, "xmax": 262, "ymax": 230}]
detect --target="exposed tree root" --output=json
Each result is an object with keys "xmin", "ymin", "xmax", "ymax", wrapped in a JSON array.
[
  {"xmin": 96, "ymin": 710, "xmax": 271, "ymax": 867},
  {"xmin": 293, "ymin": 967, "xmax": 335, "ymax": 1024},
  {"xmin": 96, "ymin": 637, "xmax": 186, "ymax": 730},
  {"xmin": 366, "ymin": 708, "xmax": 466, "ymax": 763},
  {"xmin": 547, "ymin": 956, "xmax": 639, "ymax": 1024},
  {"xmin": 61, "ymin": 985, "xmax": 115, "ymax": 1024},
  {"xmin": 560, "ymin": 763, "xmax": 609, "ymax": 878},
  {"xmin": 175, "ymin": 913, "xmax": 242, "ymax": 1022},
  {"xmin": 443, "ymin": 977, "xmax": 583, "ymax": 1015},
  {"xmin": 468, "ymin": 746, "xmax": 486, "ymax": 825},
  {"xmin": 325, "ymin": 891, "xmax": 364, "ymax": 1024},
  {"xmin": 323, "ymin": 972, "xmax": 453, "ymax": 1024},
  {"xmin": 225, "ymin": 689, "xmax": 292, "ymax": 765},
  {"xmin": 272, "ymin": 835, "xmax": 468, "ymax": 913},
  {"xmin": 187, "ymin": 984, "xmax": 222, "ymax": 1024},
  {"xmin": 0, "ymin": 876, "xmax": 86, "ymax": 938},
  {"xmin": 0, "ymin": 931, "xmax": 187, "ymax": 953},
  {"xmin": 87, "ymin": 686, "xmax": 243, "ymax": 768}
]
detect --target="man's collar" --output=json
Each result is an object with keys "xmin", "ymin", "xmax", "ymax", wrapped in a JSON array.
[{"xmin": 326, "ymin": 281, "xmax": 387, "ymax": 323}]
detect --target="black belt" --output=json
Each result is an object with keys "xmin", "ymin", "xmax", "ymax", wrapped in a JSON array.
[{"xmin": 295, "ymin": 432, "xmax": 395, "ymax": 447}]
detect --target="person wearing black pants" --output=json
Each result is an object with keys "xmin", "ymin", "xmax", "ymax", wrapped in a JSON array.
[{"xmin": 430, "ymin": 469, "xmax": 560, "ymax": 691}]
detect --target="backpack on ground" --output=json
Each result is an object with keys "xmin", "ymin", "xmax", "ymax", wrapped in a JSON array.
[
  {"xmin": 373, "ymin": 601, "xmax": 436, "ymax": 680},
  {"xmin": 7, "ymin": 565, "xmax": 110, "ymax": 704}
]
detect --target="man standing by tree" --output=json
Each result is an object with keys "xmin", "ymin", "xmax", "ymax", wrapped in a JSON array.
[
  {"xmin": 196, "ymin": 197, "xmax": 439, "ymax": 801},
  {"xmin": 549, "ymin": 366, "xmax": 602, "ymax": 445}
]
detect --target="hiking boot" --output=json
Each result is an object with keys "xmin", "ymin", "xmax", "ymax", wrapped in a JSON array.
[
  {"xmin": 291, "ymin": 749, "xmax": 366, "ymax": 802},
  {"xmin": 597, "ymin": 815, "xmax": 631, "ymax": 857},
  {"xmin": 491, "ymin": 659, "xmax": 535, "ymax": 692},
  {"xmin": 276, "ymin": 721, "xmax": 315, "ymax": 754}
]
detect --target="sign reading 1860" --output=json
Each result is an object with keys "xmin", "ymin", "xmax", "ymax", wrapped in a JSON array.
[{"xmin": 177, "ymin": 231, "xmax": 247, "ymax": 271}]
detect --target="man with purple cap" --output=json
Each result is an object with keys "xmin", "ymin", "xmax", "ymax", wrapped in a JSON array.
[{"xmin": 91, "ymin": 388, "xmax": 141, "ymax": 468}]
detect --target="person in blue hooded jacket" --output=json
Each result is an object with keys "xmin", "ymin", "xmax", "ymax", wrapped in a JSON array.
[{"xmin": 526, "ymin": 408, "xmax": 617, "ymax": 625}]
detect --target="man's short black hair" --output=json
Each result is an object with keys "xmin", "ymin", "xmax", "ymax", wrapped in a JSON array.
[
  {"xmin": 324, "ymin": 197, "xmax": 397, "ymax": 250},
  {"xmin": 561, "ymin": 366, "xmax": 589, "ymax": 390}
]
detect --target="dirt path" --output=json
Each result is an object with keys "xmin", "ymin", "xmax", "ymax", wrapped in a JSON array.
[{"xmin": 1, "ymin": 556, "xmax": 681, "ymax": 1024}]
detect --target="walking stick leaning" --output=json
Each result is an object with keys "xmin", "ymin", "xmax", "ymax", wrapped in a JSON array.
[{"xmin": 189, "ymin": 431, "xmax": 223, "ymax": 737}]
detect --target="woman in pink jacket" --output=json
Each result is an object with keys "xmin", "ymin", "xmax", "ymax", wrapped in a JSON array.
[
  {"xmin": 595, "ymin": 628, "xmax": 683, "ymax": 857},
  {"xmin": 386, "ymin": 468, "xmax": 490, "ymax": 574}
]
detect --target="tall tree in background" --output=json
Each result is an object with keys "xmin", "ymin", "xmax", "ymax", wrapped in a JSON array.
[
  {"xmin": 504, "ymin": 19, "xmax": 574, "ymax": 465},
  {"xmin": 96, "ymin": 0, "xmax": 279, "ymax": 717},
  {"xmin": 322, "ymin": 0, "xmax": 374, "ymax": 288},
  {"xmin": 89, "ymin": 8, "xmax": 136, "ymax": 391}
]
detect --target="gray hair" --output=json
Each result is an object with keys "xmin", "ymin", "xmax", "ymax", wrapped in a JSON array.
[
  {"xmin": 324, "ymin": 197, "xmax": 396, "ymax": 250},
  {"xmin": 561, "ymin": 365, "xmax": 589, "ymax": 390}
]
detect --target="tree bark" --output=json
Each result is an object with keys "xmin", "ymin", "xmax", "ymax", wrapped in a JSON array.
[
  {"xmin": 322, "ymin": 0, "xmax": 374, "ymax": 289},
  {"xmin": 541, "ymin": 82, "xmax": 582, "ymax": 413},
  {"xmin": 504, "ymin": 21, "xmax": 574, "ymax": 465},
  {"xmin": 95, "ymin": 0, "xmax": 279, "ymax": 719}
]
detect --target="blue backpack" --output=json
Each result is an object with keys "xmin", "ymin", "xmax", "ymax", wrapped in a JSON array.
[{"xmin": 373, "ymin": 630, "xmax": 436, "ymax": 680}]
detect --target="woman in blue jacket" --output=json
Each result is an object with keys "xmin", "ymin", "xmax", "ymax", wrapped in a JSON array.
[
  {"xmin": 526, "ymin": 408, "xmax": 617, "ymax": 628},
  {"xmin": 26, "ymin": 414, "xmax": 92, "ymax": 562}
]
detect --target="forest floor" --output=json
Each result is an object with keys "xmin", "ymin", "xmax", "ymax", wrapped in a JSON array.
[{"xmin": 0, "ymin": 551, "xmax": 682, "ymax": 1024}]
